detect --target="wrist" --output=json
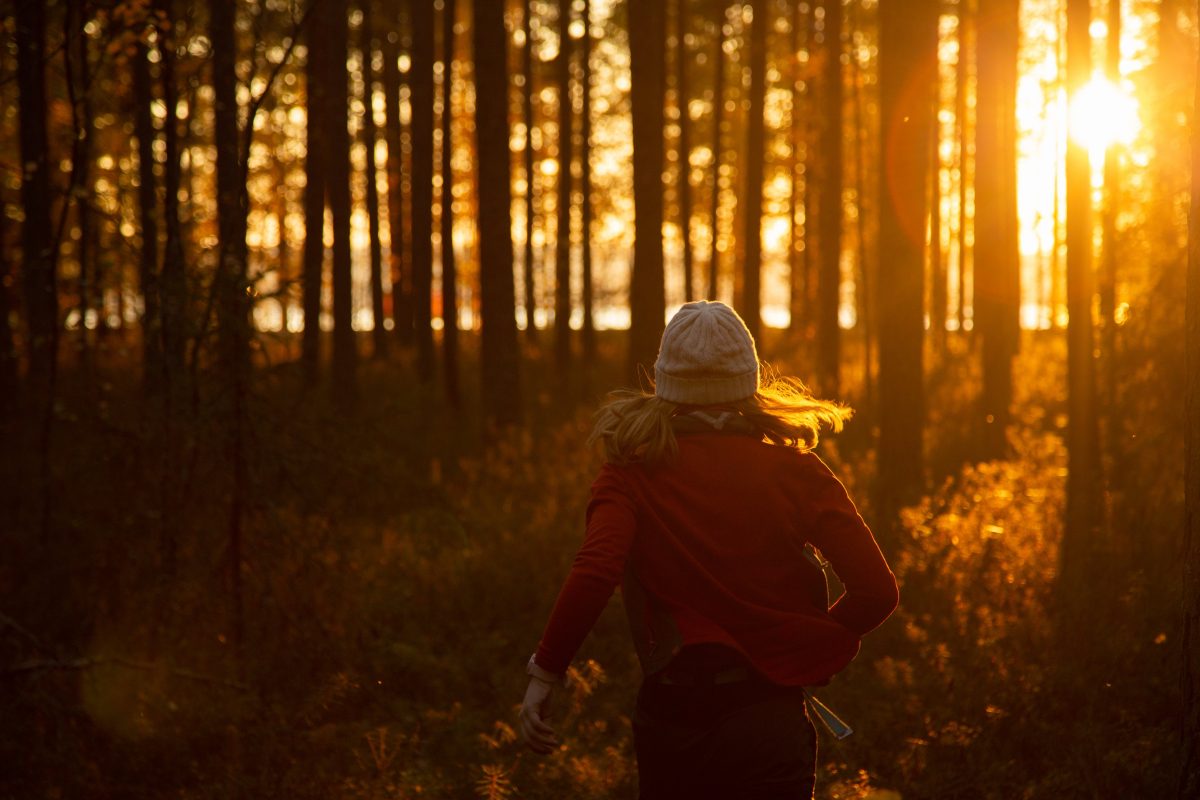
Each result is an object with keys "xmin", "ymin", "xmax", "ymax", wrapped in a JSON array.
[{"xmin": 526, "ymin": 654, "xmax": 565, "ymax": 684}]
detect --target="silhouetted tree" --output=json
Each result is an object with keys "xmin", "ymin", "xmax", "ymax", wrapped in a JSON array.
[
  {"xmin": 522, "ymin": 0, "xmax": 539, "ymax": 338},
  {"xmin": 1099, "ymin": 0, "xmax": 1121, "ymax": 448},
  {"xmin": 1060, "ymin": 0, "xmax": 1102, "ymax": 594},
  {"xmin": 629, "ymin": 0, "xmax": 668, "ymax": 377},
  {"xmin": 581, "ymin": 0, "xmax": 596, "ymax": 362},
  {"xmin": 159, "ymin": 0, "xmax": 186, "ymax": 379},
  {"xmin": 738, "ymin": 0, "xmax": 766, "ymax": 343},
  {"xmin": 1183, "ymin": 5, "xmax": 1200, "ymax": 785},
  {"xmin": 15, "ymin": 0, "xmax": 57, "ymax": 389},
  {"xmin": 676, "ymin": 0, "xmax": 694, "ymax": 302},
  {"xmin": 411, "ymin": 0, "xmax": 436, "ymax": 381},
  {"xmin": 956, "ymin": 0, "xmax": 973, "ymax": 334},
  {"xmin": 473, "ymin": 0, "xmax": 522, "ymax": 426},
  {"xmin": 327, "ymin": 0, "xmax": 357, "ymax": 403},
  {"xmin": 383, "ymin": 0, "xmax": 412, "ymax": 344},
  {"xmin": 876, "ymin": 0, "xmax": 938, "ymax": 526},
  {"xmin": 362, "ymin": 5, "xmax": 388, "ymax": 359},
  {"xmin": 441, "ymin": 0, "xmax": 459, "ymax": 404},
  {"xmin": 133, "ymin": 33, "xmax": 162, "ymax": 388},
  {"xmin": 975, "ymin": 0, "xmax": 1020, "ymax": 458},
  {"xmin": 555, "ymin": 0, "xmax": 573, "ymax": 369},
  {"xmin": 302, "ymin": 0, "xmax": 329, "ymax": 385},
  {"xmin": 708, "ymin": 0, "xmax": 726, "ymax": 299},
  {"xmin": 816, "ymin": 0, "xmax": 843, "ymax": 395}
]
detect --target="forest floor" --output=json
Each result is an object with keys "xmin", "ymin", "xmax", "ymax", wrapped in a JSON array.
[{"xmin": 0, "ymin": 327, "xmax": 1187, "ymax": 799}]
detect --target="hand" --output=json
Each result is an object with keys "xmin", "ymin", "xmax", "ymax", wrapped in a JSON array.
[{"xmin": 519, "ymin": 676, "xmax": 559, "ymax": 754}]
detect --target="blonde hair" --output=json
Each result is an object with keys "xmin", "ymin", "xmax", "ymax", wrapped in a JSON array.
[{"xmin": 588, "ymin": 366, "xmax": 853, "ymax": 467}]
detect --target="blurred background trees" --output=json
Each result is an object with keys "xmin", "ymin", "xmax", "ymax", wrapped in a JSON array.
[{"xmin": 2, "ymin": 0, "xmax": 1198, "ymax": 796}]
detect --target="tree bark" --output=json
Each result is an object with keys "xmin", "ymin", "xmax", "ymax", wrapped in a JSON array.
[
  {"xmin": 1060, "ymin": 0, "xmax": 1102, "ymax": 599},
  {"xmin": 739, "ymin": 0, "xmax": 766, "ymax": 344},
  {"xmin": 554, "ymin": 0, "xmax": 574, "ymax": 369},
  {"xmin": 816, "ymin": 0, "xmax": 843, "ymax": 394},
  {"xmin": 708, "ymin": 0, "xmax": 725, "ymax": 299},
  {"xmin": 441, "ymin": 0, "xmax": 460, "ymax": 403},
  {"xmin": 159, "ymin": 0, "xmax": 186, "ymax": 381},
  {"xmin": 133, "ymin": 37, "xmax": 162, "ymax": 391},
  {"xmin": 383, "ymin": 0, "xmax": 412, "ymax": 345},
  {"xmin": 956, "ymin": 0, "xmax": 973, "ymax": 333},
  {"xmin": 974, "ymin": 0, "xmax": 1019, "ymax": 459},
  {"xmin": 327, "ymin": 0, "xmax": 357, "ymax": 404},
  {"xmin": 1099, "ymin": 0, "xmax": 1120, "ymax": 455},
  {"xmin": 629, "ymin": 0, "xmax": 668, "ymax": 378},
  {"xmin": 16, "ymin": 0, "xmax": 58, "ymax": 390},
  {"xmin": 473, "ymin": 0, "xmax": 523, "ymax": 426},
  {"xmin": 876, "ymin": 0, "xmax": 938, "ymax": 526},
  {"xmin": 411, "ymin": 0, "xmax": 436, "ymax": 380},
  {"xmin": 302, "ymin": 0, "xmax": 329, "ymax": 384},
  {"xmin": 522, "ymin": 0, "xmax": 539, "ymax": 338},
  {"xmin": 676, "ymin": 0, "xmax": 694, "ymax": 302},
  {"xmin": 581, "ymin": 0, "xmax": 596, "ymax": 362},
  {"xmin": 362, "ymin": 4, "xmax": 388, "ymax": 359}
]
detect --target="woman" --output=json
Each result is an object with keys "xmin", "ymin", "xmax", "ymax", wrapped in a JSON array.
[{"xmin": 520, "ymin": 301, "xmax": 899, "ymax": 799}]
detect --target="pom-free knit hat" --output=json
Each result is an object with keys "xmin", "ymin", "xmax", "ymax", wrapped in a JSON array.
[{"xmin": 654, "ymin": 301, "xmax": 760, "ymax": 404}]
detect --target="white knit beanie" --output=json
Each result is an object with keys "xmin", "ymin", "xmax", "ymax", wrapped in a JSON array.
[{"xmin": 654, "ymin": 301, "xmax": 760, "ymax": 404}]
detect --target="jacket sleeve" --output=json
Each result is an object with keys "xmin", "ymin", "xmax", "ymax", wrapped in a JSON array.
[
  {"xmin": 534, "ymin": 464, "xmax": 638, "ymax": 675},
  {"xmin": 796, "ymin": 453, "xmax": 900, "ymax": 636}
]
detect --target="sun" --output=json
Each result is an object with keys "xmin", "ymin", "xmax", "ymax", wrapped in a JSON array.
[{"xmin": 1069, "ymin": 76, "xmax": 1141, "ymax": 161}]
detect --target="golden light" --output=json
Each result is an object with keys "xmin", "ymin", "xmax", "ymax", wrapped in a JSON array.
[{"xmin": 1069, "ymin": 77, "xmax": 1140, "ymax": 161}]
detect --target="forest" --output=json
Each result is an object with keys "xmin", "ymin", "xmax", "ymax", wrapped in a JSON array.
[{"xmin": 2, "ymin": 0, "xmax": 1200, "ymax": 797}]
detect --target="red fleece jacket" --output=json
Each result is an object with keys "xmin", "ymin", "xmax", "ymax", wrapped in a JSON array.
[{"xmin": 534, "ymin": 431, "xmax": 899, "ymax": 686}]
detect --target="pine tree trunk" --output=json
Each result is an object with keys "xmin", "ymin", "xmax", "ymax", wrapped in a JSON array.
[
  {"xmin": 1099, "ymin": 0, "xmax": 1121, "ymax": 455},
  {"xmin": 581, "ymin": 0, "xmax": 596, "ymax": 362},
  {"xmin": 740, "ymin": 0, "xmax": 766, "ymax": 343},
  {"xmin": 851, "ymin": 0, "xmax": 873, "ymax": 407},
  {"xmin": 676, "ymin": 0, "xmax": 694, "ymax": 302},
  {"xmin": 1060, "ymin": 0, "xmax": 1102, "ymax": 600},
  {"xmin": 411, "ymin": 0, "xmax": 436, "ymax": 381},
  {"xmin": 554, "ymin": 0, "xmax": 573, "ymax": 369},
  {"xmin": 327, "ymin": 0, "xmax": 357, "ymax": 404},
  {"xmin": 708, "ymin": 0, "xmax": 725, "ymax": 299},
  {"xmin": 975, "ymin": 0, "xmax": 1019, "ymax": 459},
  {"xmin": 629, "ymin": 0, "xmax": 668, "ymax": 377},
  {"xmin": 876, "ymin": 0, "xmax": 937, "ymax": 527},
  {"xmin": 788, "ymin": 2, "xmax": 802, "ymax": 334},
  {"xmin": 957, "ymin": 0, "xmax": 973, "ymax": 333},
  {"xmin": 816, "ymin": 0, "xmax": 842, "ymax": 395},
  {"xmin": 362, "ymin": 5, "xmax": 388, "ymax": 359},
  {"xmin": 16, "ymin": 0, "xmax": 58, "ymax": 391},
  {"xmin": 930, "ymin": 71, "xmax": 946, "ymax": 355},
  {"xmin": 383, "ymin": 0, "xmax": 412, "ymax": 345},
  {"xmin": 473, "ymin": 0, "xmax": 522, "ymax": 426},
  {"xmin": 441, "ymin": 0, "xmax": 460, "ymax": 403},
  {"xmin": 522, "ymin": 0, "xmax": 539, "ymax": 338},
  {"xmin": 302, "ymin": 3, "xmax": 328, "ymax": 384},
  {"xmin": 159, "ymin": 0, "xmax": 186, "ymax": 381}
]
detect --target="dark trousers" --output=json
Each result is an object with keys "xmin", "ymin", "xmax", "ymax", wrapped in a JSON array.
[{"xmin": 633, "ymin": 676, "xmax": 818, "ymax": 800}]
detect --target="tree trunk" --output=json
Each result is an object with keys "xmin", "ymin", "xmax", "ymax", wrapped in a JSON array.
[
  {"xmin": 708, "ymin": 0, "xmax": 726, "ymax": 299},
  {"xmin": 629, "ymin": 0, "xmax": 668, "ymax": 378},
  {"xmin": 739, "ymin": 0, "xmax": 766, "ymax": 343},
  {"xmin": 554, "ymin": 0, "xmax": 574, "ymax": 370},
  {"xmin": 816, "ymin": 0, "xmax": 842, "ymax": 394},
  {"xmin": 16, "ymin": 0, "xmax": 58, "ymax": 390},
  {"xmin": 441, "ymin": 0, "xmax": 460, "ymax": 403},
  {"xmin": 159, "ymin": 0, "xmax": 186, "ymax": 381},
  {"xmin": 876, "ymin": 0, "xmax": 937, "ymax": 527},
  {"xmin": 327, "ymin": 0, "xmax": 357, "ymax": 404},
  {"xmin": 788, "ymin": 2, "xmax": 802, "ymax": 334},
  {"xmin": 362, "ymin": 4, "xmax": 388, "ymax": 359},
  {"xmin": 411, "ymin": 0, "xmax": 436, "ymax": 380},
  {"xmin": 957, "ymin": 0, "xmax": 973, "ymax": 333},
  {"xmin": 1060, "ymin": 0, "xmax": 1102, "ymax": 599},
  {"xmin": 133, "ymin": 37, "xmax": 162, "ymax": 391},
  {"xmin": 581, "ymin": 0, "xmax": 596, "ymax": 362},
  {"xmin": 1099, "ymin": 0, "xmax": 1120, "ymax": 455},
  {"xmin": 851, "ymin": 0, "xmax": 873, "ymax": 407},
  {"xmin": 384, "ymin": 0, "xmax": 412, "ymax": 345},
  {"xmin": 0, "ymin": 211, "xmax": 16, "ymax": 409},
  {"xmin": 930, "ymin": 72, "xmax": 946, "ymax": 355},
  {"xmin": 522, "ymin": 0, "xmax": 539, "ymax": 338},
  {"xmin": 302, "ymin": 1, "xmax": 328, "ymax": 384},
  {"xmin": 974, "ymin": 0, "xmax": 1019, "ymax": 459},
  {"xmin": 473, "ymin": 0, "xmax": 522, "ymax": 426},
  {"xmin": 66, "ymin": 0, "xmax": 94, "ymax": 368},
  {"xmin": 676, "ymin": 0, "xmax": 694, "ymax": 302}
]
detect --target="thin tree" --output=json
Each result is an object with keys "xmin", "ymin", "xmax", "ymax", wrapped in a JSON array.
[
  {"xmin": 0, "ymin": 210, "xmax": 16, "ymax": 409},
  {"xmin": 974, "ymin": 0, "xmax": 1020, "ymax": 459},
  {"xmin": 16, "ymin": 0, "xmax": 58, "ymax": 390},
  {"xmin": 708, "ymin": 0, "xmax": 726, "ymax": 299},
  {"xmin": 816, "ymin": 0, "xmax": 843, "ymax": 395},
  {"xmin": 411, "ymin": 0, "xmax": 436, "ymax": 381},
  {"xmin": 522, "ymin": 0, "xmax": 539, "ymax": 338},
  {"xmin": 788, "ymin": 1, "xmax": 805, "ymax": 336},
  {"xmin": 876, "ymin": 0, "xmax": 938, "ymax": 527},
  {"xmin": 1059, "ymin": 0, "xmax": 1103, "ymax": 599},
  {"xmin": 676, "ymin": 0, "xmax": 694, "ymax": 302},
  {"xmin": 739, "ymin": 0, "xmax": 766, "ymax": 343},
  {"xmin": 328, "ymin": 0, "xmax": 357, "ymax": 403},
  {"xmin": 554, "ymin": 0, "xmax": 574, "ymax": 369},
  {"xmin": 851, "ymin": 0, "xmax": 874, "ymax": 406},
  {"xmin": 955, "ymin": 0, "xmax": 973, "ymax": 333},
  {"xmin": 302, "ymin": 0, "xmax": 329, "ymax": 385},
  {"xmin": 441, "ymin": 0, "xmax": 460, "ymax": 403},
  {"xmin": 1099, "ymin": 0, "xmax": 1120, "ymax": 452},
  {"xmin": 383, "ymin": 0, "xmax": 412, "ymax": 344},
  {"xmin": 132, "ymin": 31, "xmax": 162, "ymax": 389},
  {"xmin": 581, "ymin": 0, "xmax": 596, "ymax": 362},
  {"xmin": 930, "ymin": 69, "xmax": 947, "ymax": 355},
  {"xmin": 362, "ymin": 4, "xmax": 388, "ymax": 359},
  {"xmin": 66, "ymin": 0, "xmax": 94, "ymax": 368},
  {"xmin": 629, "ymin": 0, "xmax": 668, "ymax": 377},
  {"xmin": 473, "ymin": 0, "xmax": 522, "ymax": 426},
  {"xmin": 159, "ymin": 0, "xmax": 186, "ymax": 380}
]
